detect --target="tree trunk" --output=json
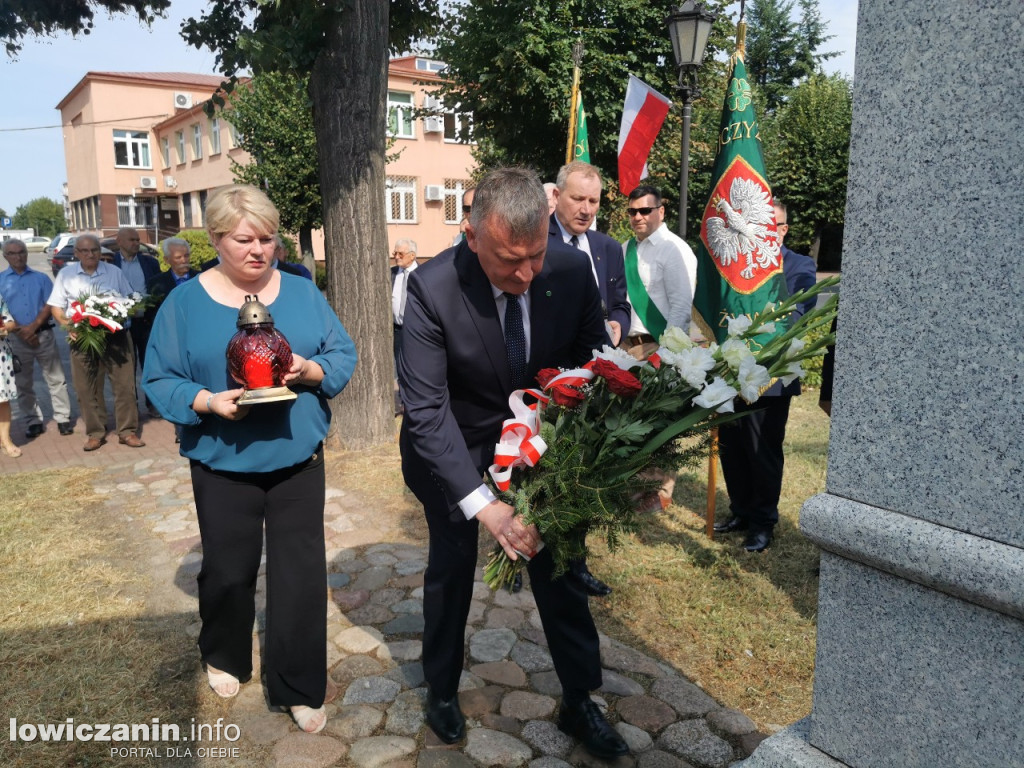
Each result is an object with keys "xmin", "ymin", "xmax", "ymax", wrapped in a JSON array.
[{"xmin": 309, "ymin": 1, "xmax": 394, "ymax": 449}]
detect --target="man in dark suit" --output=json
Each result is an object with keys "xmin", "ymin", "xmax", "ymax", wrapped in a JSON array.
[
  {"xmin": 398, "ymin": 168, "xmax": 628, "ymax": 759},
  {"xmin": 714, "ymin": 199, "xmax": 817, "ymax": 552},
  {"xmin": 548, "ymin": 160, "xmax": 631, "ymax": 597},
  {"xmin": 111, "ymin": 227, "xmax": 161, "ymax": 413},
  {"xmin": 548, "ymin": 160, "xmax": 631, "ymax": 347}
]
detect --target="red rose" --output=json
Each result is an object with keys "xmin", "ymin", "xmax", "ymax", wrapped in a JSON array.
[
  {"xmin": 648, "ymin": 352, "xmax": 662, "ymax": 369},
  {"xmin": 549, "ymin": 381, "xmax": 586, "ymax": 408},
  {"xmin": 89, "ymin": 317, "xmax": 99, "ymax": 327},
  {"xmin": 593, "ymin": 358, "xmax": 642, "ymax": 398},
  {"xmin": 536, "ymin": 368, "xmax": 561, "ymax": 388}
]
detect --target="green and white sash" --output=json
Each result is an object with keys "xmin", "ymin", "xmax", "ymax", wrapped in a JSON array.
[{"xmin": 624, "ymin": 237, "xmax": 667, "ymax": 339}]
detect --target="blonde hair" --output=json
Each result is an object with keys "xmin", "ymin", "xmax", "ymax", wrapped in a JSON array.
[{"xmin": 205, "ymin": 184, "xmax": 280, "ymax": 239}]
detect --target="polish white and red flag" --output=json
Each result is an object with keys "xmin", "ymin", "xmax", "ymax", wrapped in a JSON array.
[{"xmin": 617, "ymin": 75, "xmax": 672, "ymax": 195}]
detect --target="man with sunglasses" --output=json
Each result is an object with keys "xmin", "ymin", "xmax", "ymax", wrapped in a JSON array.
[{"xmin": 621, "ymin": 185, "xmax": 697, "ymax": 357}]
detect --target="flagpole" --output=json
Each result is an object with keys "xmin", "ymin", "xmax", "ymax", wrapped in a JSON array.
[
  {"xmin": 706, "ymin": 427, "xmax": 718, "ymax": 538},
  {"xmin": 566, "ymin": 40, "xmax": 584, "ymax": 164}
]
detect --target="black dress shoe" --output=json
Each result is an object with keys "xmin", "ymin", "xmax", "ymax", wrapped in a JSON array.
[
  {"xmin": 743, "ymin": 529, "xmax": 773, "ymax": 552},
  {"xmin": 25, "ymin": 423, "xmax": 44, "ymax": 439},
  {"xmin": 713, "ymin": 516, "xmax": 748, "ymax": 534},
  {"xmin": 558, "ymin": 699, "xmax": 629, "ymax": 759},
  {"xmin": 58, "ymin": 422, "xmax": 74, "ymax": 436},
  {"xmin": 571, "ymin": 563, "xmax": 612, "ymax": 597},
  {"xmin": 425, "ymin": 690, "xmax": 465, "ymax": 744}
]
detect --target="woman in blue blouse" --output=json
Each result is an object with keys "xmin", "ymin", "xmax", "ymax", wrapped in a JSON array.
[{"xmin": 143, "ymin": 185, "xmax": 357, "ymax": 734}]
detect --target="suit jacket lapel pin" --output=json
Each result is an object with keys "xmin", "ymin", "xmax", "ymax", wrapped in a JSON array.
[{"xmin": 545, "ymin": 290, "xmax": 552, "ymax": 297}]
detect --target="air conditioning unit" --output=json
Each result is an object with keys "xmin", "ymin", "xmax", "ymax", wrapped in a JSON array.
[
  {"xmin": 139, "ymin": 176, "xmax": 158, "ymax": 190},
  {"xmin": 423, "ymin": 95, "xmax": 442, "ymax": 111},
  {"xmin": 423, "ymin": 115, "xmax": 444, "ymax": 133},
  {"xmin": 173, "ymin": 92, "xmax": 193, "ymax": 109},
  {"xmin": 163, "ymin": 175, "xmax": 178, "ymax": 189},
  {"xmin": 424, "ymin": 184, "xmax": 444, "ymax": 201}
]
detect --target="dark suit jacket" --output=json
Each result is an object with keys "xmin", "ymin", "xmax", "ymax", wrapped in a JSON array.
[
  {"xmin": 767, "ymin": 244, "xmax": 817, "ymax": 397},
  {"xmin": 547, "ymin": 214, "xmax": 631, "ymax": 336},
  {"xmin": 112, "ymin": 251, "xmax": 161, "ymax": 286},
  {"xmin": 201, "ymin": 256, "xmax": 313, "ymax": 280},
  {"xmin": 144, "ymin": 268, "xmax": 199, "ymax": 324},
  {"xmin": 398, "ymin": 238, "xmax": 607, "ymax": 506}
]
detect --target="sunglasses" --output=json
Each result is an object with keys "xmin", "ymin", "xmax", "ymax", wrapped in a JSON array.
[
  {"xmin": 462, "ymin": 205, "xmax": 472, "ymax": 213},
  {"xmin": 627, "ymin": 206, "xmax": 658, "ymax": 217}
]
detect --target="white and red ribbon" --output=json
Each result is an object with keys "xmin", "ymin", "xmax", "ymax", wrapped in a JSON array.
[
  {"xmin": 488, "ymin": 368, "xmax": 594, "ymax": 491},
  {"xmin": 69, "ymin": 299, "xmax": 125, "ymax": 332}
]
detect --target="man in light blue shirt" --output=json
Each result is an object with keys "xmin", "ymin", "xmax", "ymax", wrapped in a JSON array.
[
  {"xmin": 48, "ymin": 234, "xmax": 143, "ymax": 451},
  {"xmin": 0, "ymin": 238, "xmax": 73, "ymax": 438}
]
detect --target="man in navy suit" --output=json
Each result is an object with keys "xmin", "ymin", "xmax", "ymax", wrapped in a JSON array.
[
  {"xmin": 548, "ymin": 161, "xmax": 631, "ymax": 597},
  {"xmin": 398, "ymin": 168, "xmax": 628, "ymax": 759},
  {"xmin": 548, "ymin": 161, "xmax": 631, "ymax": 347},
  {"xmin": 714, "ymin": 199, "xmax": 817, "ymax": 552},
  {"xmin": 111, "ymin": 227, "xmax": 161, "ymax": 413}
]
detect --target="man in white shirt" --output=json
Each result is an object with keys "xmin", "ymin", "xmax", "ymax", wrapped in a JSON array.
[
  {"xmin": 621, "ymin": 184, "xmax": 697, "ymax": 357},
  {"xmin": 391, "ymin": 238, "xmax": 418, "ymax": 414},
  {"xmin": 622, "ymin": 185, "xmax": 697, "ymax": 510},
  {"xmin": 48, "ymin": 234, "xmax": 144, "ymax": 451}
]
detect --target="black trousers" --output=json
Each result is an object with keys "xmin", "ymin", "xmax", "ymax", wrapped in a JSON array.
[
  {"xmin": 129, "ymin": 320, "xmax": 151, "ymax": 406},
  {"xmin": 718, "ymin": 396, "xmax": 792, "ymax": 532},
  {"xmin": 190, "ymin": 449, "xmax": 327, "ymax": 708},
  {"xmin": 409, "ymin": 464, "xmax": 602, "ymax": 700}
]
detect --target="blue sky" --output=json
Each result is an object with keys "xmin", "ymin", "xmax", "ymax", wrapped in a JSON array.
[{"xmin": 0, "ymin": 0, "xmax": 858, "ymax": 219}]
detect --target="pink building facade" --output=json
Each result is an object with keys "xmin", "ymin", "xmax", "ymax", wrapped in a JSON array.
[{"xmin": 56, "ymin": 59, "xmax": 476, "ymax": 260}]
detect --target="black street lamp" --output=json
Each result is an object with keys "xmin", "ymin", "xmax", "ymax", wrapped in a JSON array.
[{"xmin": 667, "ymin": 1, "xmax": 716, "ymax": 239}]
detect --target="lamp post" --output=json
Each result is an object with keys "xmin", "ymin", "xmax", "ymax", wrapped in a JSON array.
[{"xmin": 667, "ymin": 1, "xmax": 716, "ymax": 239}]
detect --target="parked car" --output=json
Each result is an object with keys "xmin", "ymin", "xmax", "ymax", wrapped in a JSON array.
[
  {"xmin": 49, "ymin": 240, "xmax": 116, "ymax": 276},
  {"xmin": 44, "ymin": 233, "xmax": 75, "ymax": 256},
  {"xmin": 24, "ymin": 235, "xmax": 52, "ymax": 253},
  {"xmin": 99, "ymin": 237, "xmax": 159, "ymax": 258}
]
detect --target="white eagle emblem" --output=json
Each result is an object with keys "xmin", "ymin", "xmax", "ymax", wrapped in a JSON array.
[{"xmin": 705, "ymin": 177, "xmax": 780, "ymax": 280}]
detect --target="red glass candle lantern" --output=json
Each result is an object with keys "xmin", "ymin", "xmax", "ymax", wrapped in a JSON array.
[{"xmin": 226, "ymin": 294, "xmax": 297, "ymax": 404}]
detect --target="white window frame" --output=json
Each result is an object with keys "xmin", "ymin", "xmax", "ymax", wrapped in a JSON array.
[
  {"xmin": 443, "ymin": 179, "xmax": 469, "ymax": 225},
  {"xmin": 443, "ymin": 103, "xmax": 474, "ymax": 144},
  {"xmin": 175, "ymin": 131, "xmax": 186, "ymax": 164},
  {"xmin": 387, "ymin": 91, "xmax": 415, "ymax": 139},
  {"xmin": 160, "ymin": 137, "xmax": 171, "ymax": 169},
  {"xmin": 385, "ymin": 176, "xmax": 417, "ymax": 223},
  {"xmin": 191, "ymin": 123, "xmax": 203, "ymax": 160},
  {"xmin": 116, "ymin": 195, "xmax": 153, "ymax": 227},
  {"xmin": 113, "ymin": 129, "xmax": 151, "ymax": 169},
  {"xmin": 209, "ymin": 118, "xmax": 222, "ymax": 155}
]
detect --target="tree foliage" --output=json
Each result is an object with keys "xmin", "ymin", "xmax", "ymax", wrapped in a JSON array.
[
  {"xmin": 761, "ymin": 73, "xmax": 851, "ymax": 255},
  {"xmin": 0, "ymin": 0, "xmax": 168, "ymax": 56},
  {"xmin": 433, "ymin": 0, "xmax": 736, "ymax": 234},
  {"xmin": 744, "ymin": 0, "xmax": 835, "ymax": 113},
  {"xmin": 221, "ymin": 72, "xmax": 321, "ymax": 257},
  {"xmin": 12, "ymin": 197, "xmax": 67, "ymax": 238}
]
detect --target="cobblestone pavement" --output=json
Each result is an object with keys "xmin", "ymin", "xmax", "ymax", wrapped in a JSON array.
[{"xmin": 80, "ymin": 451, "xmax": 767, "ymax": 768}]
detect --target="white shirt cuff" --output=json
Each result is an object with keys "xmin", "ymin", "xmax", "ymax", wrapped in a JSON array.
[{"xmin": 458, "ymin": 484, "xmax": 498, "ymax": 520}]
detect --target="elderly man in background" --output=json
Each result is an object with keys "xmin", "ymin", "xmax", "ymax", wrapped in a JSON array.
[
  {"xmin": 146, "ymin": 237, "xmax": 198, "ymax": 308},
  {"xmin": 110, "ymin": 228, "xmax": 160, "ymax": 404},
  {"xmin": 391, "ymin": 238, "xmax": 418, "ymax": 415},
  {"xmin": 48, "ymin": 234, "xmax": 143, "ymax": 451},
  {"xmin": 543, "ymin": 182, "xmax": 558, "ymax": 214},
  {"xmin": 0, "ymin": 238, "xmax": 74, "ymax": 438}
]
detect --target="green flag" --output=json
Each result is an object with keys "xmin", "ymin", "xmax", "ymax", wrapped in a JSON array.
[
  {"xmin": 692, "ymin": 54, "xmax": 788, "ymax": 346},
  {"xmin": 573, "ymin": 96, "xmax": 590, "ymax": 163}
]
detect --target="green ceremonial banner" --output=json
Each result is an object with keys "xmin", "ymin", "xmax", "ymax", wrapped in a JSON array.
[
  {"xmin": 574, "ymin": 96, "xmax": 590, "ymax": 163},
  {"xmin": 692, "ymin": 54, "xmax": 788, "ymax": 346}
]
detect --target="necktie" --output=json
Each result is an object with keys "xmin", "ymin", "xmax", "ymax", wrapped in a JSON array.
[
  {"xmin": 569, "ymin": 234, "xmax": 579, "ymax": 249},
  {"xmin": 503, "ymin": 292, "xmax": 527, "ymax": 389}
]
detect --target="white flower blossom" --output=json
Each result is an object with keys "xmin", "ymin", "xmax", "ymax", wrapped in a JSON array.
[
  {"xmin": 718, "ymin": 338, "xmax": 754, "ymax": 370},
  {"xmin": 658, "ymin": 326, "xmax": 693, "ymax": 353},
  {"xmin": 694, "ymin": 377, "xmax": 738, "ymax": 413},
  {"xmin": 752, "ymin": 321, "xmax": 776, "ymax": 335},
  {"xmin": 727, "ymin": 315, "xmax": 752, "ymax": 337},
  {"xmin": 592, "ymin": 344, "xmax": 643, "ymax": 370},
  {"xmin": 785, "ymin": 337, "xmax": 806, "ymax": 359},
  {"xmin": 778, "ymin": 360, "xmax": 804, "ymax": 386},
  {"xmin": 737, "ymin": 358, "xmax": 771, "ymax": 403},
  {"xmin": 661, "ymin": 346, "xmax": 716, "ymax": 389}
]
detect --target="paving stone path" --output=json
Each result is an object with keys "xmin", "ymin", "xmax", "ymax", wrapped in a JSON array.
[{"xmin": 90, "ymin": 453, "xmax": 766, "ymax": 768}]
